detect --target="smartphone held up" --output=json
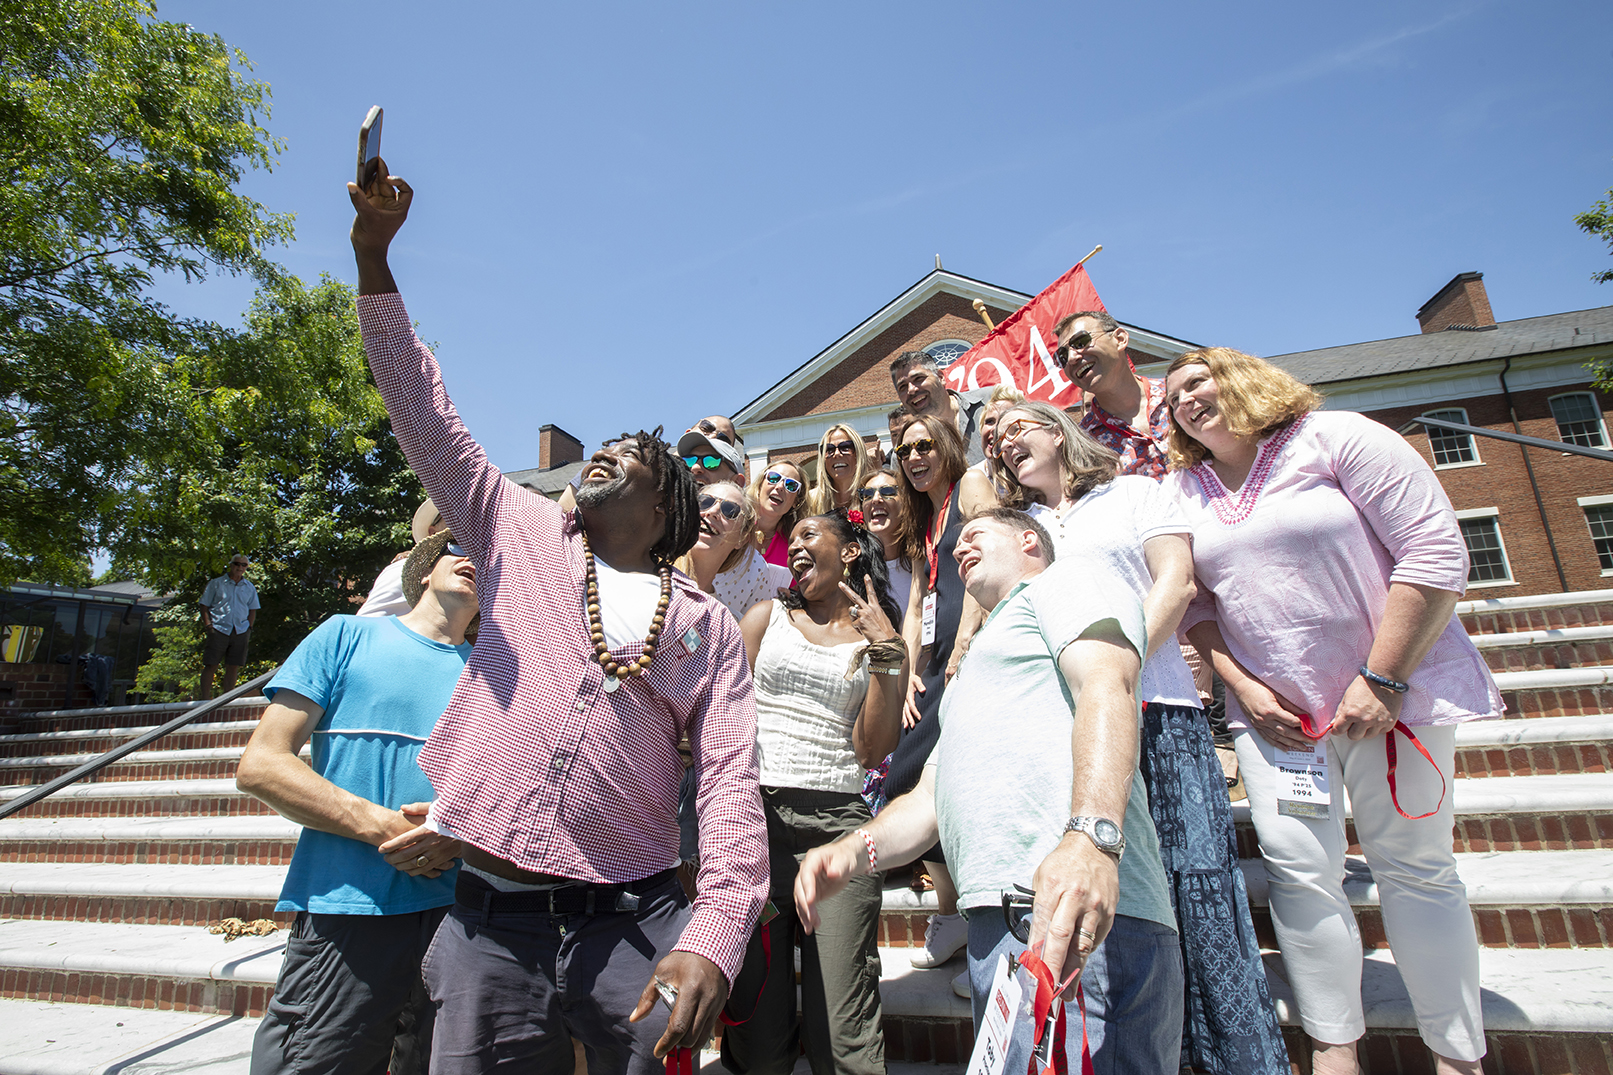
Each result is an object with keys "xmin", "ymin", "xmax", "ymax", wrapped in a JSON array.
[{"xmin": 356, "ymin": 106, "xmax": 383, "ymax": 191}]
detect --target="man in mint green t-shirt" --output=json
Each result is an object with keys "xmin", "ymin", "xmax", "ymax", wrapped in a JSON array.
[
  {"xmin": 237, "ymin": 529, "xmax": 477, "ymax": 1075},
  {"xmin": 794, "ymin": 508, "xmax": 1183, "ymax": 1074}
]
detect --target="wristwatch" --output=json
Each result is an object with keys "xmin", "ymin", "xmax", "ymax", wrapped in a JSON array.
[{"xmin": 1064, "ymin": 816, "xmax": 1126, "ymax": 860}]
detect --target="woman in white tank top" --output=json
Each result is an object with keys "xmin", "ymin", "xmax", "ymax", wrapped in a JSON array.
[{"xmin": 721, "ymin": 512, "xmax": 907, "ymax": 1075}]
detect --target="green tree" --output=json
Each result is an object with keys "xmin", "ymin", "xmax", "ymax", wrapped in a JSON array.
[
  {"xmin": 1578, "ymin": 183, "xmax": 1613, "ymax": 285},
  {"xmin": 130, "ymin": 274, "xmax": 421, "ymax": 695},
  {"xmin": 0, "ymin": 0, "xmax": 291, "ymax": 586}
]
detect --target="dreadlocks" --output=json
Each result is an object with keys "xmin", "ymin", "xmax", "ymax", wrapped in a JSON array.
[{"xmin": 605, "ymin": 425, "xmax": 700, "ymax": 565}]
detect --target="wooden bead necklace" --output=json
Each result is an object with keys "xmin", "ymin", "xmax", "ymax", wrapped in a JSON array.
[{"xmin": 581, "ymin": 531, "xmax": 672, "ymax": 689}]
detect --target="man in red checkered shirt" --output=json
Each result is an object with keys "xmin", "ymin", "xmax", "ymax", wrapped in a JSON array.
[{"xmin": 346, "ymin": 161, "xmax": 768, "ymax": 1075}]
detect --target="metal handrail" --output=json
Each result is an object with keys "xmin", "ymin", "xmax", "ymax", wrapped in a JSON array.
[
  {"xmin": 0, "ymin": 668, "xmax": 277, "ymax": 821},
  {"xmin": 1400, "ymin": 415, "xmax": 1613, "ymax": 463}
]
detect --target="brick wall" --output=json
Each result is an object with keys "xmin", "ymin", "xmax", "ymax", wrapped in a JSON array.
[
  {"xmin": 1366, "ymin": 380, "xmax": 1613, "ymax": 597},
  {"xmin": 0, "ymin": 667, "xmax": 96, "ymax": 714}
]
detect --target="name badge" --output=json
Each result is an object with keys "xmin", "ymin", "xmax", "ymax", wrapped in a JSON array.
[
  {"xmin": 921, "ymin": 592, "xmax": 938, "ymax": 646},
  {"xmin": 965, "ymin": 953, "xmax": 1024, "ymax": 1075},
  {"xmin": 1276, "ymin": 742, "xmax": 1331, "ymax": 819}
]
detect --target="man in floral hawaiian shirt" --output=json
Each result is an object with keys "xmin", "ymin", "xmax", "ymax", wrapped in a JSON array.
[{"xmin": 1056, "ymin": 310, "xmax": 1172, "ymax": 480}]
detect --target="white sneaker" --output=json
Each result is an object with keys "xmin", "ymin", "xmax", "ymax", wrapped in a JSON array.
[
  {"xmin": 909, "ymin": 912, "xmax": 967, "ymax": 967},
  {"xmin": 952, "ymin": 970, "xmax": 971, "ymax": 999}
]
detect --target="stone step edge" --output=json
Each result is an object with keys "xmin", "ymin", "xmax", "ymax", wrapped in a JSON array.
[
  {"xmin": 13, "ymin": 699, "xmax": 269, "ymax": 723},
  {"xmin": 0, "ymin": 745, "xmax": 303, "ymax": 770},
  {"xmin": 1469, "ymin": 624, "xmax": 1613, "ymax": 648},
  {"xmin": 0, "ymin": 721, "xmax": 259, "ymax": 746},
  {"xmin": 1493, "ymin": 666, "xmax": 1613, "ymax": 690},
  {"xmin": 1454, "ymin": 714, "xmax": 1613, "ymax": 746},
  {"xmin": 0, "ymin": 999, "xmax": 262, "ymax": 1075},
  {"xmin": 1457, "ymin": 588, "xmax": 1613, "ymax": 617},
  {"xmin": 0, "ymin": 779, "xmax": 244, "ymax": 804}
]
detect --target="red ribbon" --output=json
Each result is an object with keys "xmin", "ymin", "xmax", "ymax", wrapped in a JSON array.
[
  {"xmin": 923, "ymin": 482, "xmax": 956, "ymax": 592},
  {"xmin": 1294, "ymin": 713, "xmax": 1446, "ymax": 821},
  {"xmin": 1016, "ymin": 943, "xmax": 1093, "ymax": 1075},
  {"xmin": 664, "ymin": 918, "xmax": 773, "ymax": 1074}
]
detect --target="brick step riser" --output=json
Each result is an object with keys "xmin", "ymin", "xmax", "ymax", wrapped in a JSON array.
[
  {"xmin": 1233, "ymin": 810, "xmax": 1613, "ymax": 858},
  {"xmin": 13, "ymin": 705, "xmax": 265, "ymax": 735},
  {"xmin": 1455, "ymin": 742, "xmax": 1611, "ymax": 778},
  {"xmin": 0, "ymin": 840, "xmax": 298, "ymax": 865},
  {"xmin": 0, "ymin": 730, "xmax": 255, "ymax": 758},
  {"xmin": 1461, "ymin": 603, "xmax": 1613, "ymax": 635},
  {"xmin": 1285, "ymin": 1027, "xmax": 1613, "ymax": 1075},
  {"xmin": 1, "ymin": 759, "xmax": 243, "ymax": 785},
  {"xmin": 0, "ymin": 969, "xmax": 272, "ymax": 1018},
  {"xmin": 1481, "ymin": 640, "xmax": 1613, "ymax": 672},
  {"xmin": 1, "ymin": 797, "xmax": 276, "ymax": 820},
  {"xmin": 1501, "ymin": 685, "xmax": 1613, "ymax": 719},
  {"xmin": 0, "ymin": 895, "xmax": 293, "ymax": 928}
]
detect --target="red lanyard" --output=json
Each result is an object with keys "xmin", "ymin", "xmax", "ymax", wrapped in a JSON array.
[
  {"xmin": 1016, "ymin": 944, "xmax": 1093, "ymax": 1075},
  {"xmin": 923, "ymin": 483, "xmax": 957, "ymax": 591},
  {"xmin": 1294, "ymin": 713, "xmax": 1445, "ymax": 821},
  {"xmin": 664, "ymin": 919, "xmax": 773, "ymax": 1075}
]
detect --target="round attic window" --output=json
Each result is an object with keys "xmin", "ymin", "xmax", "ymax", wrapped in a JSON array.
[{"xmin": 924, "ymin": 339, "xmax": 972, "ymax": 369}]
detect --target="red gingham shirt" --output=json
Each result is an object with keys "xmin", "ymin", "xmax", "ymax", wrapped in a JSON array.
[{"xmin": 357, "ymin": 293, "xmax": 767, "ymax": 983}]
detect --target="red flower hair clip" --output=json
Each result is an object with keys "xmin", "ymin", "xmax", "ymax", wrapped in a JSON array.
[{"xmin": 847, "ymin": 509, "xmax": 865, "ymax": 525}]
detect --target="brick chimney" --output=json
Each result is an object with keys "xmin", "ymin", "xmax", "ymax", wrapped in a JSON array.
[
  {"xmin": 538, "ymin": 424, "xmax": 584, "ymax": 469},
  {"xmin": 1416, "ymin": 272, "xmax": 1496, "ymax": 333}
]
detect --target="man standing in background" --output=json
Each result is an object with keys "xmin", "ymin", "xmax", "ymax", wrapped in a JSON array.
[{"xmin": 198, "ymin": 554, "xmax": 259, "ymax": 699}]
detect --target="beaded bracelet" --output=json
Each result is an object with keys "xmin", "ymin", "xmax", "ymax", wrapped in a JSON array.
[
  {"xmin": 854, "ymin": 828, "xmax": 878, "ymax": 873},
  {"xmin": 1358, "ymin": 665, "xmax": 1408, "ymax": 693}
]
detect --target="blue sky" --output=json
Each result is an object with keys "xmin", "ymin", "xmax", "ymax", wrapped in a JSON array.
[{"xmin": 152, "ymin": 0, "xmax": 1613, "ymax": 473}]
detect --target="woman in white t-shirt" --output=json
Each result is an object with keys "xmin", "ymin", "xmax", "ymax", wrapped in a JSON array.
[
  {"xmin": 996, "ymin": 400, "xmax": 1289, "ymax": 1075},
  {"xmin": 723, "ymin": 512, "xmax": 908, "ymax": 1075},
  {"xmin": 675, "ymin": 481, "xmax": 790, "ymax": 622}
]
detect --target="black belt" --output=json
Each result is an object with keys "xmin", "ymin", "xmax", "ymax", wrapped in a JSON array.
[{"xmin": 455, "ymin": 867, "xmax": 678, "ymax": 916}]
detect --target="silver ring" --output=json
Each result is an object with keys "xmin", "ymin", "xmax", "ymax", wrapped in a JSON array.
[
  {"xmin": 850, "ymin": 607, "xmax": 861, "ymax": 618},
  {"xmin": 1077, "ymin": 929, "xmax": 1095, "ymax": 940},
  {"xmin": 415, "ymin": 855, "xmax": 430, "ymax": 868}
]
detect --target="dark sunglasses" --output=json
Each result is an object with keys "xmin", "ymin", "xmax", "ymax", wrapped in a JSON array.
[
  {"xmin": 695, "ymin": 419, "xmax": 737, "ymax": 447},
  {"xmin": 857, "ymin": 485, "xmax": 899, "ymax": 501},
  {"xmin": 1002, "ymin": 885, "xmax": 1036, "ymax": 943},
  {"xmin": 698, "ymin": 494, "xmax": 743, "ymax": 520},
  {"xmin": 445, "ymin": 541, "xmax": 468, "ymax": 557},
  {"xmin": 683, "ymin": 454, "xmax": 725, "ymax": 471},
  {"xmin": 894, "ymin": 437, "xmax": 937, "ymax": 460},
  {"xmin": 764, "ymin": 470, "xmax": 802, "ymax": 494},
  {"xmin": 824, "ymin": 439, "xmax": 857, "ymax": 456},
  {"xmin": 1054, "ymin": 328, "xmax": 1109, "ymax": 366}
]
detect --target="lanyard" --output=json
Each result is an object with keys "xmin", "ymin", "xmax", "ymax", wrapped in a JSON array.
[
  {"xmin": 1294, "ymin": 713, "xmax": 1445, "ymax": 820},
  {"xmin": 664, "ymin": 916, "xmax": 773, "ymax": 1075},
  {"xmin": 1016, "ymin": 944, "xmax": 1093, "ymax": 1075},
  {"xmin": 923, "ymin": 483, "xmax": 957, "ymax": 592}
]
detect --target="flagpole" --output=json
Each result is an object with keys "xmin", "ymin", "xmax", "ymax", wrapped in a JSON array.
[
  {"xmin": 1077, "ymin": 243, "xmax": 1102, "ymax": 268},
  {"xmin": 970, "ymin": 299, "xmax": 996, "ymax": 332}
]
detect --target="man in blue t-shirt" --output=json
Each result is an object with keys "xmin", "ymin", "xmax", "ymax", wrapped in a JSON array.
[{"xmin": 238, "ymin": 529, "xmax": 477, "ymax": 1075}]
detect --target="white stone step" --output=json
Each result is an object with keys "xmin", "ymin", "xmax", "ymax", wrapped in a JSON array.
[
  {"xmin": 1468, "ymin": 624, "xmax": 1613, "ymax": 648},
  {"xmin": 1457, "ymin": 588, "xmax": 1613, "ymax": 615},
  {"xmin": 0, "ymin": 778, "xmax": 245, "ymax": 804},
  {"xmin": 0, "ymin": 999, "xmax": 257, "ymax": 1075},
  {"xmin": 1454, "ymin": 713, "xmax": 1613, "ymax": 746},
  {"xmin": 0, "ymin": 721, "xmax": 259, "ymax": 747},
  {"xmin": 1491, "ymin": 666, "xmax": 1613, "ymax": 690},
  {"xmin": 0, "ymin": 815, "xmax": 300, "ymax": 843},
  {"xmin": 1239, "ymin": 849, "xmax": 1613, "ymax": 908},
  {"xmin": 0, "ymin": 745, "xmax": 303, "ymax": 770},
  {"xmin": 1, "ymin": 862, "xmax": 288, "ymax": 901},
  {"xmin": 0, "ymin": 919, "xmax": 285, "ymax": 984},
  {"xmin": 1229, "ymin": 771, "xmax": 1613, "ymax": 825}
]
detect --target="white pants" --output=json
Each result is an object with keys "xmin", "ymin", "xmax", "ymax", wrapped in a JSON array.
[{"xmin": 1235, "ymin": 724, "xmax": 1484, "ymax": 1061}]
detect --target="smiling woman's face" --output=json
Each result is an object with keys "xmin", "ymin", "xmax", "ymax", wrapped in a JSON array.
[
  {"xmin": 822, "ymin": 426, "xmax": 860, "ymax": 491},
  {"xmin": 758, "ymin": 463, "xmax": 802, "ymax": 520},
  {"xmin": 693, "ymin": 486, "xmax": 747, "ymax": 555},
  {"xmin": 858, "ymin": 476, "xmax": 902, "ymax": 543},
  {"xmin": 787, "ymin": 516, "xmax": 853, "ymax": 597},
  {"xmin": 1164, "ymin": 363, "xmax": 1233, "ymax": 452},
  {"xmin": 898, "ymin": 421, "xmax": 940, "ymax": 494}
]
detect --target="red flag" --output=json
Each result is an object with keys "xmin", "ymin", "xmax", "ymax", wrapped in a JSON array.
[{"xmin": 943, "ymin": 263, "xmax": 1105, "ymax": 407}]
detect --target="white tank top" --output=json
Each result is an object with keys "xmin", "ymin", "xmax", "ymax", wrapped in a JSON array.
[{"xmin": 753, "ymin": 600, "xmax": 870, "ymax": 793}]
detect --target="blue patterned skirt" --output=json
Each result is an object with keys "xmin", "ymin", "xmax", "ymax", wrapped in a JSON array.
[{"xmin": 1139, "ymin": 702, "xmax": 1289, "ymax": 1075}]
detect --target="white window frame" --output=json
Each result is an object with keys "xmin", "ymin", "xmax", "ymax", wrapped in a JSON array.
[
  {"xmin": 1454, "ymin": 507, "xmax": 1514, "ymax": 588},
  {"xmin": 1420, "ymin": 407, "xmax": 1482, "ymax": 469},
  {"xmin": 1547, "ymin": 392, "xmax": 1610, "ymax": 449},
  {"xmin": 923, "ymin": 339, "xmax": 974, "ymax": 370},
  {"xmin": 1576, "ymin": 495, "xmax": 1613, "ymax": 576}
]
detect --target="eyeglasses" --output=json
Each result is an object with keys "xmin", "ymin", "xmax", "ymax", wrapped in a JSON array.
[
  {"xmin": 698, "ymin": 494, "xmax": 744, "ymax": 520},
  {"xmin": 858, "ymin": 485, "xmax": 899, "ymax": 502},
  {"xmin": 1002, "ymin": 885, "xmax": 1036, "ymax": 943},
  {"xmin": 683, "ymin": 454, "xmax": 725, "ymax": 471},
  {"xmin": 995, "ymin": 418, "xmax": 1049, "ymax": 445},
  {"xmin": 764, "ymin": 470, "xmax": 802, "ymax": 494},
  {"xmin": 1054, "ymin": 327, "xmax": 1111, "ymax": 366},
  {"xmin": 893, "ymin": 438, "xmax": 936, "ymax": 461},
  {"xmin": 445, "ymin": 541, "xmax": 468, "ymax": 557},
  {"xmin": 695, "ymin": 419, "xmax": 738, "ymax": 447},
  {"xmin": 824, "ymin": 439, "xmax": 857, "ymax": 456}
]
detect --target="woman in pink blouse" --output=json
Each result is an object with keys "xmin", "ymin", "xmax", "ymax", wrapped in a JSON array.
[{"xmin": 1162, "ymin": 348, "xmax": 1499, "ymax": 1075}]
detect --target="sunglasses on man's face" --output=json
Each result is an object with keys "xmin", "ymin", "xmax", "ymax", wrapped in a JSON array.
[
  {"xmin": 695, "ymin": 419, "xmax": 736, "ymax": 446},
  {"xmin": 764, "ymin": 470, "xmax": 802, "ymax": 494},
  {"xmin": 894, "ymin": 438, "xmax": 937, "ymax": 461},
  {"xmin": 683, "ymin": 454, "xmax": 725, "ymax": 471},
  {"xmin": 698, "ymin": 494, "xmax": 744, "ymax": 520},
  {"xmin": 857, "ymin": 485, "xmax": 900, "ymax": 502},
  {"xmin": 445, "ymin": 541, "xmax": 468, "ymax": 557},
  {"xmin": 1054, "ymin": 328, "xmax": 1109, "ymax": 366},
  {"xmin": 824, "ymin": 439, "xmax": 857, "ymax": 456}
]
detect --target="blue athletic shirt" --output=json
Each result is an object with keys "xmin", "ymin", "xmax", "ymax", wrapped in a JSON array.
[{"xmin": 265, "ymin": 615, "xmax": 470, "ymax": 915}]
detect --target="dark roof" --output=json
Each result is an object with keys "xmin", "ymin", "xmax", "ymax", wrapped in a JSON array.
[
  {"xmin": 1270, "ymin": 306, "xmax": 1613, "ymax": 386},
  {"xmin": 504, "ymin": 461, "xmax": 585, "ymax": 498}
]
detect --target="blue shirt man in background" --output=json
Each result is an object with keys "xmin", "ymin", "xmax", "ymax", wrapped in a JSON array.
[
  {"xmin": 237, "ymin": 529, "xmax": 477, "ymax": 1075},
  {"xmin": 198, "ymin": 554, "xmax": 261, "ymax": 699}
]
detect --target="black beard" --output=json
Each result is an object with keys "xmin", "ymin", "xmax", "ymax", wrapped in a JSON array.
[{"xmin": 575, "ymin": 474, "xmax": 626, "ymax": 507}]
